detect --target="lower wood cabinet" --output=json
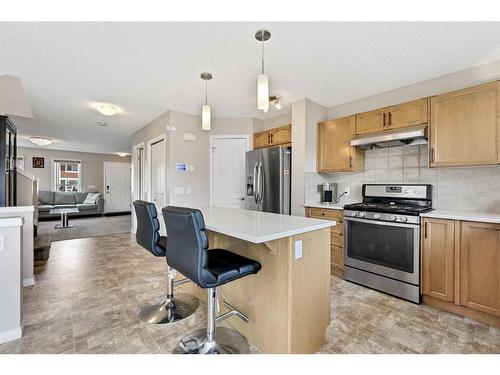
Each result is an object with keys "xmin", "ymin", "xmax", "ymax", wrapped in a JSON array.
[
  {"xmin": 306, "ymin": 207, "xmax": 344, "ymax": 277},
  {"xmin": 460, "ymin": 221, "xmax": 500, "ymax": 317},
  {"xmin": 421, "ymin": 218, "xmax": 456, "ymax": 302},
  {"xmin": 421, "ymin": 218, "xmax": 500, "ymax": 325}
]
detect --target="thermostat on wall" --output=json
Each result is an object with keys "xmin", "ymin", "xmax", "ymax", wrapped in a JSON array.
[{"xmin": 176, "ymin": 163, "xmax": 187, "ymax": 172}]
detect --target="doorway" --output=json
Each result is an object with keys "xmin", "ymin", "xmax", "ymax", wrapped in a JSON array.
[
  {"xmin": 210, "ymin": 135, "xmax": 250, "ymax": 208},
  {"xmin": 103, "ymin": 162, "xmax": 131, "ymax": 213}
]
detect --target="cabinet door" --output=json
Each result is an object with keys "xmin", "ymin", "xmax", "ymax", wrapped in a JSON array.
[
  {"xmin": 388, "ymin": 98, "xmax": 429, "ymax": 129},
  {"xmin": 254, "ymin": 131, "xmax": 270, "ymax": 149},
  {"xmin": 460, "ymin": 221, "xmax": 500, "ymax": 316},
  {"xmin": 430, "ymin": 81, "xmax": 500, "ymax": 167},
  {"xmin": 270, "ymin": 125, "xmax": 291, "ymax": 146},
  {"xmin": 421, "ymin": 218, "xmax": 456, "ymax": 302},
  {"xmin": 318, "ymin": 116, "xmax": 363, "ymax": 172},
  {"xmin": 355, "ymin": 107, "xmax": 388, "ymax": 135}
]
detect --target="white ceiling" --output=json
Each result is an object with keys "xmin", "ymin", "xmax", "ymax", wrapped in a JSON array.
[{"xmin": 1, "ymin": 22, "xmax": 500, "ymax": 153}]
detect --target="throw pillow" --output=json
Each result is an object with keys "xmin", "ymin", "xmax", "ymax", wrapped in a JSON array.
[{"xmin": 83, "ymin": 193, "xmax": 101, "ymax": 205}]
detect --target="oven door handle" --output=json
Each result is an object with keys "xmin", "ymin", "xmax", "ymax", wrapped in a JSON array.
[{"xmin": 343, "ymin": 216, "xmax": 420, "ymax": 229}]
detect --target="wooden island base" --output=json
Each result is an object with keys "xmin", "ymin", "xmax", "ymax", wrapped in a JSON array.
[{"xmin": 182, "ymin": 227, "xmax": 331, "ymax": 354}]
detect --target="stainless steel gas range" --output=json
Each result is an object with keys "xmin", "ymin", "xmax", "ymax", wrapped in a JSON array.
[{"xmin": 343, "ymin": 184, "xmax": 433, "ymax": 303}]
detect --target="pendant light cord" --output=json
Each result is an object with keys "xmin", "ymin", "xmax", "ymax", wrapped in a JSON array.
[
  {"xmin": 205, "ymin": 79, "xmax": 208, "ymax": 105},
  {"xmin": 261, "ymin": 32, "xmax": 265, "ymax": 74}
]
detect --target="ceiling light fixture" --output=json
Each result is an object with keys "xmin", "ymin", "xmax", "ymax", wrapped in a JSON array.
[
  {"xmin": 96, "ymin": 104, "xmax": 118, "ymax": 116},
  {"xmin": 269, "ymin": 95, "xmax": 282, "ymax": 111},
  {"xmin": 30, "ymin": 136, "xmax": 53, "ymax": 147},
  {"xmin": 117, "ymin": 152, "xmax": 129, "ymax": 157},
  {"xmin": 200, "ymin": 72, "xmax": 213, "ymax": 131},
  {"xmin": 255, "ymin": 29, "xmax": 271, "ymax": 112}
]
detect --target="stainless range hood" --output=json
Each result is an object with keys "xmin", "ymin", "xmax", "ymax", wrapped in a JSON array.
[{"xmin": 350, "ymin": 125, "xmax": 428, "ymax": 149}]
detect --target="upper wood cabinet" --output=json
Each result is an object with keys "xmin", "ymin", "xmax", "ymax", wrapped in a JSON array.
[
  {"xmin": 318, "ymin": 116, "xmax": 364, "ymax": 173},
  {"xmin": 388, "ymin": 98, "xmax": 429, "ymax": 129},
  {"xmin": 430, "ymin": 81, "xmax": 500, "ymax": 167},
  {"xmin": 355, "ymin": 99, "xmax": 429, "ymax": 135},
  {"xmin": 460, "ymin": 221, "xmax": 500, "ymax": 317},
  {"xmin": 355, "ymin": 107, "xmax": 388, "ymax": 135},
  {"xmin": 253, "ymin": 124, "xmax": 291, "ymax": 149},
  {"xmin": 421, "ymin": 218, "xmax": 456, "ymax": 303}
]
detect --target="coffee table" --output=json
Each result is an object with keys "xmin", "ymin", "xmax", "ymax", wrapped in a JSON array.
[{"xmin": 50, "ymin": 207, "xmax": 80, "ymax": 229}]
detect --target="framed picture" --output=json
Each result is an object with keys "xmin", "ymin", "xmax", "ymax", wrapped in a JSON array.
[
  {"xmin": 33, "ymin": 157, "xmax": 45, "ymax": 168},
  {"xmin": 16, "ymin": 156, "xmax": 25, "ymax": 170}
]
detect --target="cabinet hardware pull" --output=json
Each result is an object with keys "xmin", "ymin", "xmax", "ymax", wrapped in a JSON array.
[
  {"xmin": 388, "ymin": 112, "xmax": 392, "ymax": 126},
  {"xmin": 383, "ymin": 113, "xmax": 386, "ymax": 127},
  {"xmin": 431, "ymin": 148, "xmax": 435, "ymax": 163},
  {"xmin": 349, "ymin": 156, "xmax": 353, "ymax": 168},
  {"xmin": 424, "ymin": 222, "xmax": 428, "ymax": 238},
  {"xmin": 271, "ymin": 133, "xmax": 273, "ymax": 144}
]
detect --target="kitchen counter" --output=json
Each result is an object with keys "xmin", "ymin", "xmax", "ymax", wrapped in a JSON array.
[
  {"xmin": 199, "ymin": 206, "xmax": 336, "ymax": 243},
  {"xmin": 421, "ymin": 209, "xmax": 500, "ymax": 224},
  {"xmin": 303, "ymin": 202, "xmax": 344, "ymax": 210},
  {"xmin": 184, "ymin": 206, "xmax": 332, "ymax": 354}
]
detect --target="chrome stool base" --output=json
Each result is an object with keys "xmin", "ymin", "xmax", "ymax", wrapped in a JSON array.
[
  {"xmin": 173, "ymin": 327, "xmax": 250, "ymax": 354},
  {"xmin": 138, "ymin": 293, "xmax": 199, "ymax": 324}
]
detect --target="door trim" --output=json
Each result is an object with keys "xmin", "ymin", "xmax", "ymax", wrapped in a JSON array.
[
  {"xmin": 209, "ymin": 135, "xmax": 250, "ymax": 207},
  {"xmin": 103, "ymin": 161, "xmax": 132, "ymax": 213},
  {"xmin": 131, "ymin": 141, "xmax": 145, "ymax": 233}
]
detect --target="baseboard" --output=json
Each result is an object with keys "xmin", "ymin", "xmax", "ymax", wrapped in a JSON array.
[
  {"xmin": 23, "ymin": 277, "xmax": 36, "ymax": 287},
  {"xmin": 423, "ymin": 295, "xmax": 500, "ymax": 328},
  {"xmin": 0, "ymin": 327, "xmax": 22, "ymax": 344}
]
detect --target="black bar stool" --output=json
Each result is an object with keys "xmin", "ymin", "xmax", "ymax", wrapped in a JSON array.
[
  {"xmin": 162, "ymin": 206, "xmax": 262, "ymax": 354},
  {"xmin": 133, "ymin": 200, "xmax": 199, "ymax": 324}
]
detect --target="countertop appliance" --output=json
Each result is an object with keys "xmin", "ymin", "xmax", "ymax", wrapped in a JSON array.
[
  {"xmin": 319, "ymin": 182, "xmax": 337, "ymax": 204},
  {"xmin": 245, "ymin": 146, "xmax": 291, "ymax": 214},
  {"xmin": 343, "ymin": 184, "xmax": 433, "ymax": 303}
]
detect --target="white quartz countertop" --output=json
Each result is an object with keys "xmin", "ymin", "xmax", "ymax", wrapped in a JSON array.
[
  {"xmin": 198, "ymin": 206, "xmax": 336, "ymax": 244},
  {"xmin": 421, "ymin": 210, "xmax": 500, "ymax": 224},
  {"xmin": 303, "ymin": 202, "xmax": 344, "ymax": 210}
]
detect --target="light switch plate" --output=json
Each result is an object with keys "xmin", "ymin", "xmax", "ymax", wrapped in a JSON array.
[
  {"xmin": 294, "ymin": 240, "xmax": 303, "ymax": 259},
  {"xmin": 0, "ymin": 234, "xmax": 4, "ymax": 252}
]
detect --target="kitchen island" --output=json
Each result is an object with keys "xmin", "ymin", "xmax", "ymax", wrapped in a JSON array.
[{"xmin": 182, "ymin": 206, "xmax": 336, "ymax": 354}]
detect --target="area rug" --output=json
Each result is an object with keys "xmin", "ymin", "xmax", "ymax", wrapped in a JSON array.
[{"xmin": 37, "ymin": 214, "xmax": 132, "ymax": 242}]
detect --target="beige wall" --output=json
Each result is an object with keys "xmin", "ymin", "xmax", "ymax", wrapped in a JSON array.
[
  {"xmin": 131, "ymin": 111, "xmax": 255, "ymax": 211},
  {"xmin": 17, "ymin": 146, "xmax": 131, "ymax": 192},
  {"xmin": 327, "ymin": 59, "xmax": 500, "ymax": 118}
]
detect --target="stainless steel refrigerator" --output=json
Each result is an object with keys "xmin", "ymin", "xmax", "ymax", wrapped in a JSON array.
[{"xmin": 245, "ymin": 146, "xmax": 291, "ymax": 214}]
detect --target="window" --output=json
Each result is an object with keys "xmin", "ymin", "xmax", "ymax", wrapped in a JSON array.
[{"xmin": 53, "ymin": 160, "xmax": 82, "ymax": 192}]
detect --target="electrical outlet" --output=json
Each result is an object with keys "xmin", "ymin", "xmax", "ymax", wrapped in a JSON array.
[
  {"xmin": 294, "ymin": 240, "xmax": 303, "ymax": 259},
  {"xmin": 186, "ymin": 186, "xmax": 192, "ymax": 194}
]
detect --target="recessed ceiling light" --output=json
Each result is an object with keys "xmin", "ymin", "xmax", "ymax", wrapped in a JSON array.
[
  {"xmin": 30, "ymin": 136, "xmax": 53, "ymax": 147},
  {"xmin": 96, "ymin": 104, "xmax": 118, "ymax": 116},
  {"xmin": 98, "ymin": 121, "xmax": 108, "ymax": 127}
]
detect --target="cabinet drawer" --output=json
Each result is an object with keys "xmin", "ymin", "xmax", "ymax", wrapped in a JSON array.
[
  {"xmin": 308, "ymin": 208, "xmax": 343, "ymax": 222},
  {"xmin": 331, "ymin": 233, "xmax": 343, "ymax": 247}
]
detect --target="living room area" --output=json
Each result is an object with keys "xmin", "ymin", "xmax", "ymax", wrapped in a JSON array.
[{"xmin": 18, "ymin": 145, "xmax": 132, "ymax": 244}]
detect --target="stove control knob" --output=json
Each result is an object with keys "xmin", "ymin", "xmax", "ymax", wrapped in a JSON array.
[
  {"xmin": 390, "ymin": 215, "xmax": 397, "ymax": 221},
  {"xmin": 400, "ymin": 216, "xmax": 408, "ymax": 222},
  {"xmin": 373, "ymin": 213, "xmax": 381, "ymax": 219},
  {"xmin": 358, "ymin": 212, "xmax": 366, "ymax": 218}
]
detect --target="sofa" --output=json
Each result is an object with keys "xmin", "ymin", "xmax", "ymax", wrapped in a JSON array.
[{"xmin": 38, "ymin": 191, "xmax": 104, "ymax": 219}]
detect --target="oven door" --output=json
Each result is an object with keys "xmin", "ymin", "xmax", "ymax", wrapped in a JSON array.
[{"xmin": 344, "ymin": 216, "xmax": 420, "ymax": 285}]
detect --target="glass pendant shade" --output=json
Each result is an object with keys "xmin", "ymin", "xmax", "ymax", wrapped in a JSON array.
[
  {"xmin": 201, "ymin": 104, "xmax": 211, "ymax": 131},
  {"xmin": 257, "ymin": 74, "xmax": 269, "ymax": 111}
]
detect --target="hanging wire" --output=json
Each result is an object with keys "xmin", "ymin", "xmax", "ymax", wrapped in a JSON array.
[
  {"xmin": 205, "ymin": 78, "xmax": 208, "ymax": 105},
  {"xmin": 261, "ymin": 30, "xmax": 265, "ymax": 74}
]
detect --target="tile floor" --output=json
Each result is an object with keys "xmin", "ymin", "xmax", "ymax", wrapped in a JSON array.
[{"xmin": 0, "ymin": 233, "xmax": 499, "ymax": 354}]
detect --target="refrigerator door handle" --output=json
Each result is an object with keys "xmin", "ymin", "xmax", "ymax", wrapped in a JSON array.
[
  {"xmin": 253, "ymin": 163, "xmax": 259, "ymax": 204},
  {"xmin": 258, "ymin": 162, "xmax": 264, "ymax": 205}
]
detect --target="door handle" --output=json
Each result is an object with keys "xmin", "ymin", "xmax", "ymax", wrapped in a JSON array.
[
  {"xmin": 258, "ymin": 162, "xmax": 264, "ymax": 204},
  {"xmin": 253, "ymin": 163, "xmax": 259, "ymax": 204},
  {"xmin": 239, "ymin": 197, "xmax": 245, "ymax": 201}
]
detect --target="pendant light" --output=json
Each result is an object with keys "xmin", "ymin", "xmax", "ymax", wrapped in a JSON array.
[
  {"xmin": 255, "ymin": 29, "xmax": 271, "ymax": 112},
  {"xmin": 200, "ymin": 72, "xmax": 213, "ymax": 131}
]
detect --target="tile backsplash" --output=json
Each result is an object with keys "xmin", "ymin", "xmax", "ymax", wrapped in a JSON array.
[{"xmin": 305, "ymin": 144, "xmax": 500, "ymax": 213}]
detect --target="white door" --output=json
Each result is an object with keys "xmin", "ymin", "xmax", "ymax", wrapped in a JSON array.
[
  {"xmin": 211, "ymin": 136, "xmax": 248, "ymax": 208},
  {"xmin": 104, "ymin": 162, "xmax": 131, "ymax": 213},
  {"xmin": 150, "ymin": 139, "xmax": 166, "ymax": 210}
]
